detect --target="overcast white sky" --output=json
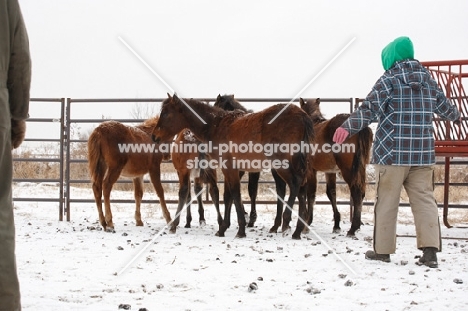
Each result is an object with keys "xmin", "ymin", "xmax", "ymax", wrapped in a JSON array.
[{"xmin": 18, "ymin": 0, "xmax": 468, "ymax": 128}]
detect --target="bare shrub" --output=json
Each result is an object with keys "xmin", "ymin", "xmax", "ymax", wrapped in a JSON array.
[{"xmin": 13, "ymin": 144, "xmax": 60, "ymax": 181}]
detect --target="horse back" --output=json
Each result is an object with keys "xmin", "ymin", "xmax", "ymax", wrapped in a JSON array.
[
  {"xmin": 320, "ymin": 114, "xmax": 350, "ymax": 143},
  {"xmin": 315, "ymin": 113, "xmax": 372, "ymax": 185},
  {"xmin": 90, "ymin": 120, "xmax": 163, "ymax": 177},
  {"xmin": 222, "ymin": 104, "xmax": 313, "ymax": 143}
]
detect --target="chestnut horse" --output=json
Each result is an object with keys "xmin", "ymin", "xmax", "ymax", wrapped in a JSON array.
[
  {"xmin": 152, "ymin": 94, "xmax": 313, "ymax": 239},
  {"xmin": 170, "ymin": 129, "xmax": 223, "ymax": 233},
  {"xmin": 88, "ymin": 118, "xmax": 171, "ymax": 231},
  {"xmin": 299, "ymin": 98, "xmax": 373, "ymax": 236}
]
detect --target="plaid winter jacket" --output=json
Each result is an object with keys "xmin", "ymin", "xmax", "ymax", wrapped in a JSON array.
[{"xmin": 341, "ymin": 59, "xmax": 460, "ymax": 166}]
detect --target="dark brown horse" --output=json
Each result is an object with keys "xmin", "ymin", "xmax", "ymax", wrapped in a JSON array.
[
  {"xmin": 299, "ymin": 98, "xmax": 373, "ymax": 236},
  {"xmin": 170, "ymin": 129, "xmax": 223, "ymax": 233},
  {"xmin": 213, "ymin": 94, "xmax": 261, "ymax": 228},
  {"xmin": 152, "ymin": 94, "xmax": 313, "ymax": 239},
  {"xmin": 213, "ymin": 95, "xmax": 288, "ymax": 232},
  {"xmin": 88, "ymin": 117, "xmax": 171, "ymax": 231}
]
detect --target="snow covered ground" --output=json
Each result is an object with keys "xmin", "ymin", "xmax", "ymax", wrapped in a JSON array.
[{"xmin": 12, "ymin": 182, "xmax": 468, "ymax": 310}]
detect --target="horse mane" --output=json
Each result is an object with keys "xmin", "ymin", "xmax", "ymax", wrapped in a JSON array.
[
  {"xmin": 299, "ymin": 98, "xmax": 326, "ymax": 124},
  {"xmin": 136, "ymin": 116, "xmax": 159, "ymax": 135},
  {"xmin": 160, "ymin": 95, "xmax": 228, "ymax": 116},
  {"xmin": 214, "ymin": 94, "xmax": 253, "ymax": 113}
]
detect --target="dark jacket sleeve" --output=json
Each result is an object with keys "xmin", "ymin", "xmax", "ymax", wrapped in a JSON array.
[
  {"xmin": 432, "ymin": 81, "xmax": 461, "ymax": 121},
  {"xmin": 7, "ymin": 0, "xmax": 31, "ymax": 121},
  {"xmin": 340, "ymin": 75, "xmax": 391, "ymax": 135}
]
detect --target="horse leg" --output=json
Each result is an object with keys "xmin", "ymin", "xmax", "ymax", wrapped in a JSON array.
[
  {"xmin": 184, "ymin": 179, "xmax": 193, "ymax": 228},
  {"xmin": 148, "ymin": 168, "xmax": 172, "ymax": 224},
  {"xmin": 247, "ymin": 172, "xmax": 260, "ymax": 227},
  {"xmin": 281, "ymin": 173, "xmax": 303, "ymax": 235},
  {"xmin": 269, "ymin": 169, "xmax": 286, "ymax": 233},
  {"xmin": 347, "ymin": 184, "xmax": 364, "ymax": 237},
  {"xmin": 292, "ymin": 183, "xmax": 307, "ymax": 240},
  {"xmin": 219, "ymin": 172, "xmax": 246, "ymax": 238},
  {"xmin": 91, "ymin": 173, "xmax": 106, "ymax": 230},
  {"xmin": 238, "ymin": 171, "xmax": 249, "ymax": 223},
  {"xmin": 206, "ymin": 170, "xmax": 223, "ymax": 227},
  {"xmin": 230, "ymin": 178, "xmax": 247, "ymax": 238},
  {"xmin": 102, "ymin": 168, "xmax": 122, "ymax": 231},
  {"xmin": 132, "ymin": 177, "xmax": 144, "ymax": 226},
  {"xmin": 193, "ymin": 177, "xmax": 206, "ymax": 227},
  {"xmin": 217, "ymin": 182, "xmax": 232, "ymax": 237},
  {"xmin": 325, "ymin": 173, "xmax": 341, "ymax": 233},
  {"xmin": 302, "ymin": 170, "xmax": 317, "ymax": 234},
  {"xmin": 172, "ymin": 173, "xmax": 190, "ymax": 233}
]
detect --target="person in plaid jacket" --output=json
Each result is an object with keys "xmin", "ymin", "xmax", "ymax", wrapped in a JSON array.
[{"xmin": 333, "ymin": 36, "xmax": 460, "ymax": 267}]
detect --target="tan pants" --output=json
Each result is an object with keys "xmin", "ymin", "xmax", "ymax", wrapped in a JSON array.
[
  {"xmin": 373, "ymin": 165, "xmax": 441, "ymax": 254},
  {"xmin": 0, "ymin": 88, "xmax": 21, "ymax": 311}
]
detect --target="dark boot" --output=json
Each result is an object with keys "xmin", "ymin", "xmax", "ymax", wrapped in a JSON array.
[
  {"xmin": 417, "ymin": 247, "xmax": 438, "ymax": 268},
  {"xmin": 365, "ymin": 250, "xmax": 390, "ymax": 263}
]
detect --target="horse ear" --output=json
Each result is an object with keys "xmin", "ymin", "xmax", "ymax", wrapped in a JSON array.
[
  {"xmin": 316, "ymin": 98, "xmax": 320, "ymax": 105},
  {"xmin": 229, "ymin": 94, "xmax": 234, "ymax": 99},
  {"xmin": 299, "ymin": 98, "xmax": 305, "ymax": 107},
  {"xmin": 167, "ymin": 93, "xmax": 172, "ymax": 99},
  {"xmin": 217, "ymin": 94, "xmax": 221, "ymax": 100}
]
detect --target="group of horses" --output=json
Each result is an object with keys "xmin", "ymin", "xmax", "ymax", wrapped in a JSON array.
[{"xmin": 87, "ymin": 94, "xmax": 373, "ymax": 239}]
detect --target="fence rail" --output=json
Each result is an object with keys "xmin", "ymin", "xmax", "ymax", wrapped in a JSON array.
[
  {"xmin": 12, "ymin": 98, "xmax": 66, "ymax": 221},
  {"xmin": 12, "ymin": 97, "xmax": 468, "ymax": 225}
]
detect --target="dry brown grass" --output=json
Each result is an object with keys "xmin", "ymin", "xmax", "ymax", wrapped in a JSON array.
[{"xmin": 13, "ymin": 144, "xmax": 60, "ymax": 180}]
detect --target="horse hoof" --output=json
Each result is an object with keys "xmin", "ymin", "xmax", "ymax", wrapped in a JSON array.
[
  {"xmin": 215, "ymin": 231, "xmax": 225, "ymax": 237},
  {"xmin": 105, "ymin": 227, "xmax": 116, "ymax": 233},
  {"xmin": 199, "ymin": 220, "xmax": 206, "ymax": 227},
  {"xmin": 269, "ymin": 227, "xmax": 278, "ymax": 233},
  {"xmin": 292, "ymin": 234, "xmax": 301, "ymax": 240},
  {"xmin": 235, "ymin": 233, "xmax": 246, "ymax": 238},
  {"xmin": 169, "ymin": 228, "xmax": 177, "ymax": 234},
  {"xmin": 136, "ymin": 221, "xmax": 144, "ymax": 227},
  {"xmin": 184, "ymin": 224, "xmax": 191, "ymax": 228},
  {"xmin": 333, "ymin": 228, "xmax": 341, "ymax": 234}
]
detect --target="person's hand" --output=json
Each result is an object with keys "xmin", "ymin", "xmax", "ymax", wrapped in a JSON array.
[
  {"xmin": 333, "ymin": 127, "xmax": 349, "ymax": 144},
  {"xmin": 11, "ymin": 119, "xmax": 26, "ymax": 149}
]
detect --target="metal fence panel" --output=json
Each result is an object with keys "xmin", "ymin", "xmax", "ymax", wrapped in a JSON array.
[{"xmin": 13, "ymin": 96, "xmax": 467, "ymax": 224}]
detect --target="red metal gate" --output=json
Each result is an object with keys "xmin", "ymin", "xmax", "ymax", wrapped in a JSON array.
[{"xmin": 421, "ymin": 59, "xmax": 468, "ymax": 227}]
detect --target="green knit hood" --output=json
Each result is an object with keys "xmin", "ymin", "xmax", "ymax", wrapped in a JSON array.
[{"xmin": 381, "ymin": 36, "xmax": 414, "ymax": 70}]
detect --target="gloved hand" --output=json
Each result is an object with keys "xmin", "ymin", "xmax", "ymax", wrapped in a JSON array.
[
  {"xmin": 333, "ymin": 127, "xmax": 349, "ymax": 144},
  {"xmin": 11, "ymin": 119, "xmax": 26, "ymax": 149}
]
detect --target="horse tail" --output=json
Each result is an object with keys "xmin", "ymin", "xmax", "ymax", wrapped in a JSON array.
[
  {"xmin": 352, "ymin": 127, "xmax": 373, "ymax": 190},
  {"xmin": 87, "ymin": 129, "xmax": 107, "ymax": 184},
  {"xmin": 300, "ymin": 115, "xmax": 315, "ymax": 174}
]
